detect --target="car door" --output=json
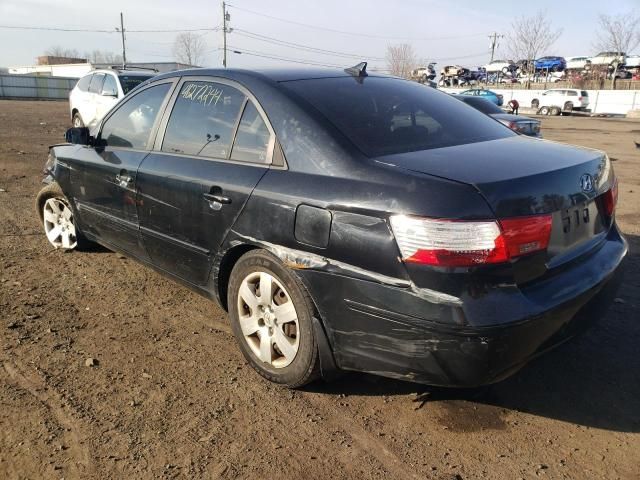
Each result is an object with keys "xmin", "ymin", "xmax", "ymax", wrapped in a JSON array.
[
  {"xmin": 94, "ymin": 73, "xmax": 119, "ymax": 122},
  {"xmin": 85, "ymin": 73, "xmax": 106, "ymax": 127},
  {"xmin": 136, "ymin": 77, "xmax": 276, "ymax": 285},
  {"xmin": 70, "ymin": 79, "xmax": 176, "ymax": 259}
]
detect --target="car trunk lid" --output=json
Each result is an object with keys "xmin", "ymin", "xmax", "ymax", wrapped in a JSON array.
[{"xmin": 380, "ymin": 136, "xmax": 615, "ymax": 272}]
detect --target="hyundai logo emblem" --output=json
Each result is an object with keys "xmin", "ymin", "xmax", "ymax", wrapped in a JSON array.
[{"xmin": 580, "ymin": 173, "xmax": 594, "ymax": 193}]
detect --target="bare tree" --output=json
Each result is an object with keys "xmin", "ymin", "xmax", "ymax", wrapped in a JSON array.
[
  {"xmin": 172, "ymin": 33, "xmax": 205, "ymax": 66},
  {"xmin": 85, "ymin": 50, "xmax": 124, "ymax": 65},
  {"xmin": 507, "ymin": 10, "xmax": 562, "ymax": 84},
  {"xmin": 385, "ymin": 44, "xmax": 417, "ymax": 79},
  {"xmin": 594, "ymin": 10, "xmax": 640, "ymax": 87},
  {"xmin": 44, "ymin": 46, "xmax": 81, "ymax": 59}
]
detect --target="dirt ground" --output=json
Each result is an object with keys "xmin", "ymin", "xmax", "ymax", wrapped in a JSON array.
[{"xmin": 0, "ymin": 99, "xmax": 639, "ymax": 480}]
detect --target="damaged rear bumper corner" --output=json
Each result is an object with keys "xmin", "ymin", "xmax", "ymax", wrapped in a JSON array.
[{"xmin": 296, "ymin": 238, "xmax": 625, "ymax": 387}]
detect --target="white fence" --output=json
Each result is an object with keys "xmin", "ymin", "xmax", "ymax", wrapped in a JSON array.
[
  {"xmin": 442, "ymin": 87, "xmax": 640, "ymax": 115},
  {"xmin": 0, "ymin": 74, "xmax": 77, "ymax": 100}
]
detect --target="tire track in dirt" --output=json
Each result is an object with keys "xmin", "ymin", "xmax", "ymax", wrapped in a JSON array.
[{"xmin": 3, "ymin": 361, "xmax": 90, "ymax": 476}]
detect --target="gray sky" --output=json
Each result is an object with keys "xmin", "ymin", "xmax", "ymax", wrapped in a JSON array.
[{"xmin": 0, "ymin": 0, "xmax": 638, "ymax": 69}]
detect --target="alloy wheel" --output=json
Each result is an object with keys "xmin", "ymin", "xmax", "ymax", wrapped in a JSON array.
[
  {"xmin": 43, "ymin": 197, "xmax": 77, "ymax": 249},
  {"xmin": 237, "ymin": 271, "xmax": 300, "ymax": 368}
]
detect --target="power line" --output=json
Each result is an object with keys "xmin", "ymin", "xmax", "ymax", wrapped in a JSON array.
[
  {"xmin": 0, "ymin": 24, "xmax": 219, "ymax": 33},
  {"xmin": 0, "ymin": 24, "xmax": 116, "ymax": 33},
  {"xmin": 233, "ymin": 29, "xmax": 385, "ymax": 61},
  {"xmin": 226, "ymin": 4, "xmax": 487, "ymax": 41},
  {"xmin": 226, "ymin": 46, "xmax": 349, "ymax": 68}
]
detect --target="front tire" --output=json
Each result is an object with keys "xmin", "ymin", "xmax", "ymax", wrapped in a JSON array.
[
  {"xmin": 35, "ymin": 183, "xmax": 89, "ymax": 251},
  {"xmin": 228, "ymin": 250, "xmax": 320, "ymax": 388}
]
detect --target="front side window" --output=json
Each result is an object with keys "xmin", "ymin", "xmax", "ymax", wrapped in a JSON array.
[
  {"xmin": 100, "ymin": 83, "xmax": 171, "ymax": 149},
  {"xmin": 282, "ymin": 77, "xmax": 514, "ymax": 157},
  {"xmin": 162, "ymin": 81, "xmax": 246, "ymax": 158},
  {"xmin": 230, "ymin": 102, "xmax": 271, "ymax": 163},
  {"xmin": 88, "ymin": 73, "xmax": 105, "ymax": 94}
]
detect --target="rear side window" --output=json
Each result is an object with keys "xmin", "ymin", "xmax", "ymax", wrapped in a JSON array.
[
  {"xmin": 102, "ymin": 75, "xmax": 118, "ymax": 96},
  {"xmin": 567, "ymin": 90, "xmax": 578, "ymax": 96},
  {"xmin": 282, "ymin": 77, "xmax": 514, "ymax": 157},
  {"xmin": 230, "ymin": 102, "xmax": 271, "ymax": 163},
  {"xmin": 76, "ymin": 75, "xmax": 92, "ymax": 92},
  {"xmin": 162, "ymin": 81, "xmax": 246, "ymax": 159},
  {"xmin": 100, "ymin": 83, "xmax": 171, "ymax": 149},
  {"xmin": 88, "ymin": 73, "xmax": 105, "ymax": 94}
]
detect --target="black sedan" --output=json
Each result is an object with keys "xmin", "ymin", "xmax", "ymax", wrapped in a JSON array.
[
  {"xmin": 456, "ymin": 95, "xmax": 542, "ymax": 137},
  {"xmin": 37, "ymin": 65, "xmax": 626, "ymax": 388}
]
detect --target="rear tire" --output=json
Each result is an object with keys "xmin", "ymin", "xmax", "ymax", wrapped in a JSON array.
[
  {"xmin": 72, "ymin": 112, "xmax": 84, "ymax": 128},
  {"xmin": 563, "ymin": 102, "xmax": 574, "ymax": 113},
  {"xmin": 531, "ymin": 99, "xmax": 540, "ymax": 108},
  {"xmin": 227, "ymin": 250, "xmax": 320, "ymax": 388}
]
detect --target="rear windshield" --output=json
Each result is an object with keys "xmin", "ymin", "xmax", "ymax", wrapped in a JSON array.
[
  {"xmin": 456, "ymin": 96, "xmax": 503, "ymax": 114},
  {"xmin": 281, "ymin": 77, "xmax": 514, "ymax": 157},
  {"xmin": 119, "ymin": 75, "xmax": 153, "ymax": 94},
  {"xmin": 581, "ymin": 90, "xmax": 589, "ymax": 97}
]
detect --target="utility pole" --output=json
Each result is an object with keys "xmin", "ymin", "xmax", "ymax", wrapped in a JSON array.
[
  {"xmin": 117, "ymin": 12, "xmax": 127, "ymax": 68},
  {"xmin": 488, "ymin": 32, "xmax": 503, "ymax": 62},
  {"xmin": 222, "ymin": 1, "xmax": 228, "ymax": 68}
]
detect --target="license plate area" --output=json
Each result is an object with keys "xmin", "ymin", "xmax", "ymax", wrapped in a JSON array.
[{"xmin": 547, "ymin": 201, "xmax": 605, "ymax": 256}]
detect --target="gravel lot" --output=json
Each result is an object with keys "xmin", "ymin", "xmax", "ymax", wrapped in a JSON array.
[{"xmin": 1, "ymin": 99, "xmax": 639, "ymax": 480}]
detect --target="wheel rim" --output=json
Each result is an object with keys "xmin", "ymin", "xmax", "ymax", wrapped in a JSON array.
[
  {"xmin": 43, "ymin": 197, "xmax": 77, "ymax": 249},
  {"xmin": 237, "ymin": 271, "xmax": 300, "ymax": 368}
]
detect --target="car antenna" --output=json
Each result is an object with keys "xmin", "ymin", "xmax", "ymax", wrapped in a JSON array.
[{"xmin": 345, "ymin": 62, "xmax": 368, "ymax": 81}]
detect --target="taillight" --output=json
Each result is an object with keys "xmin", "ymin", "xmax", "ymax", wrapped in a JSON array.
[
  {"xmin": 602, "ymin": 178, "xmax": 619, "ymax": 216},
  {"xmin": 390, "ymin": 214, "xmax": 552, "ymax": 267}
]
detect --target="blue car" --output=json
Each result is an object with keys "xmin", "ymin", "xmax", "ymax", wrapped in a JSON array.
[
  {"xmin": 459, "ymin": 88, "xmax": 504, "ymax": 106},
  {"xmin": 534, "ymin": 56, "xmax": 566, "ymax": 72}
]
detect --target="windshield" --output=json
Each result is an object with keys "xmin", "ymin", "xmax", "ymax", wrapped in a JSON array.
[
  {"xmin": 457, "ymin": 96, "xmax": 503, "ymax": 114},
  {"xmin": 119, "ymin": 75, "xmax": 153, "ymax": 94},
  {"xmin": 281, "ymin": 77, "xmax": 514, "ymax": 157}
]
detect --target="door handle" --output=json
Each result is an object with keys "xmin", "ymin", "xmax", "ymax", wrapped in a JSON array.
[
  {"xmin": 203, "ymin": 192, "xmax": 231, "ymax": 210},
  {"xmin": 115, "ymin": 173, "xmax": 132, "ymax": 186}
]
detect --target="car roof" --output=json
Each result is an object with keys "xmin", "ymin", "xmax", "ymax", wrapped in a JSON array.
[
  {"xmin": 91, "ymin": 69, "xmax": 156, "ymax": 76},
  {"xmin": 150, "ymin": 67, "xmax": 390, "ymax": 83}
]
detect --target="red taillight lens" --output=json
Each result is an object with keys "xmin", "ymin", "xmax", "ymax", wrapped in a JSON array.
[
  {"xmin": 602, "ymin": 178, "xmax": 619, "ymax": 216},
  {"xmin": 390, "ymin": 214, "xmax": 552, "ymax": 267}
]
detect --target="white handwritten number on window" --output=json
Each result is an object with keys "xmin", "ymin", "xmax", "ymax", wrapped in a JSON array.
[{"xmin": 180, "ymin": 83, "xmax": 224, "ymax": 107}]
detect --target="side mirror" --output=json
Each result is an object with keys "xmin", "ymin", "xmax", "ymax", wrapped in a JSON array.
[
  {"xmin": 65, "ymin": 127, "xmax": 93, "ymax": 146},
  {"xmin": 101, "ymin": 88, "xmax": 118, "ymax": 97}
]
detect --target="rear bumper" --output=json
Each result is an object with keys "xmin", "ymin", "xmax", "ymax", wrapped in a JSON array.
[{"xmin": 301, "ymin": 226, "xmax": 627, "ymax": 387}]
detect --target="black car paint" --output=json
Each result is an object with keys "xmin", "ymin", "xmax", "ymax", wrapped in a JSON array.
[{"xmin": 46, "ymin": 67, "xmax": 627, "ymax": 387}]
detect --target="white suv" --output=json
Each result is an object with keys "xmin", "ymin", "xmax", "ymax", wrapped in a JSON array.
[
  {"xmin": 589, "ymin": 51, "xmax": 626, "ymax": 67},
  {"xmin": 69, "ymin": 69, "xmax": 155, "ymax": 128},
  {"xmin": 531, "ymin": 89, "xmax": 590, "ymax": 115},
  {"xmin": 483, "ymin": 59, "xmax": 515, "ymax": 73}
]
